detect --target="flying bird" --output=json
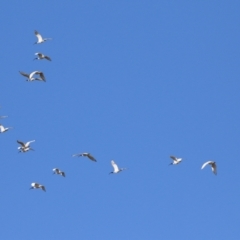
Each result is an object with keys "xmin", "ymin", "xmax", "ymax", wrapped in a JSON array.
[
  {"xmin": 201, "ymin": 161, "xmax": 217, "ymax": 175},
  {"xmin": 30, "ymin": 182, "xmax": 46, "ymax": 192},
  {"xmin": 17, "ymin": 140, "xmax": 35, "ymax": 153},
  {"xmin": 0, "ymin": 124, "xmax": 13, "ymax": 133},
  {"xmin": 169, "ymin": 156, "xmax": 182, "ymax": 165},
  {"xmin": 19, "ymin": 71, "xmax": 46, "ymax": 82},
  {"xmin": 109, "ymin": 160, "xmax": 126, "ymax": 174},
  {"xmin": 53, "ymin": 168, "xmax": 65, "ymax": 177},
  {"xmin": 34, "ymin": 53, "xmax": 51, "ymax": 61},
  {"xmin": 34, "ymin": 30, "xmax": 52, "ymax": 44},
  {"xmin": 72, "ymin": 152, "xmax": 97, "ymax": 162}
]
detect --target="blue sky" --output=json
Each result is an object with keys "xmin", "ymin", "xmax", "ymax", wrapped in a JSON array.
[{"xmin": 1, "ymin": 0, "xmax": 240, "ymax": 239}]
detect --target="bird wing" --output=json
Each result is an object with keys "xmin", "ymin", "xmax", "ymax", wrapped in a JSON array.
[
  {"xmin": 25, "ymin": 140, "xmax": 35, "ymax": 147},
  {"xmin": 34, "ymin": 30, "xmax": 43, "ymax": 42},
  {"xmin": 0, "ymin": 125, "xmax": 4, "ymax": 131},
  {"xmin": 170, "ymin": 156, "xmax": 177, "ymax": 161},
  {"xmin": 29, "ymin": 71, "xmax": 39, "ymax": 79},
  {"xmin": 35, "ymin": 53, "xmax": 42, "ymax": 57},
  {"xmin": 61, "ymin": 172, "xmax": 66, "ymax": 177},
  {"xmin": 201, "ymin": 161, "xmax": 213, "ymax": 169},
  {"xmin": 44, "ymin": 55, "xmax": 51, "ymax": 61},
  {"xmin": 111, "ymin": 160, "xmax": 119, "ymax": 172},
  {"xmin": 41, "ymin": 185, "xmax": 46, "ymax": 192},
  {"xmin": 36, "ymin": 72, "xmax": 46, "ymax": 81},
  {"xmin": 17, "ymin": 140, "xmax": 25, "ymax": 147},
  {"xmin": 72, "ymin": 153, "xmax": 82, "ymax": 157},
  {"xmin": 212, "ymin": 163, "xmax": 217, "ymax": 175},
  {"xmin": 19, "ymin": 71, "xmax": 29, "ymax": 78},
  {"xmin": 87, "ymin": 154, "xmax": 96, "ymax": 161}
]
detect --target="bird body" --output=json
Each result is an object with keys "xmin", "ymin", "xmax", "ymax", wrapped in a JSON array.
[
  {"xmin": 34, "ymin": 53, "xmax": 51, "ymax": 61},
  {"xmin": 34, "ymin": 30, "xmax": 52, "ymax": 44},
  {"xmin": 53, "ymin": 168, "xmax": 65, "ymax": 177},
  {"xmin": 201, "ymin": 161, "xmax": 217, "ymax": 175},
  {"xmin": 0, "ymin": 124, "xmax": 12, "ymax": 133},
  {"xmin": 19, "ymin": 71, "xmax": 46, "ymax": 82},
  {"xmin": 17, "ymin": 140, "xmax": 35, "ymax": 152},
  {"xmin": 30, "ymin": 182, "xmax": 46, "ymax": 192},
  {"xmin": 72, "ymin": 152, "xmax": 97, "ymax": 162},
  {"xmin": 110, "ymin": 160, "xmax": 126, "ymax": 174},
  {"xmin": 169, "ymin": 156, "xmax": 182, "ymax": 165}
]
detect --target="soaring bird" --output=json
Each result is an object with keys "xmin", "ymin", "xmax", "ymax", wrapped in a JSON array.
[
  {"xmin": 72, "ymin": 152, "xmax": 97, "ymax": 162},
  {"xmin": 201, "ymin": 161, "xmax": 217, "ymax": 175},
  {"xmin": 30, "ymin": 183, "xmax": 46, "ymax": 192},
  {"xmin": 169, "ymin": 156, "xmax": 182, "ymax": 165},
  {"xmin": 19, "ymin": 71, "xmax": 46, "ymax": 82},
  {"xmin": 34, "ymin": 53, "xmax": 51, "ymax": 61},
  {"xmin": 53, "ymin": 168, "xmax": 65, "ymax": 177},
  {"xmin": 34, "ymin": 30, "xmax": 52, "ymax": 44},
  {"xmin": 109, "ymin": 160, "xmax": 126, "ymax": 174},
  {"xmin": 17, "ymin": 140, "xmax": 35, "ymax": 153},
  {"xmin": 0, "ymin": 124, "xmax": 13, "ymax": 133}
]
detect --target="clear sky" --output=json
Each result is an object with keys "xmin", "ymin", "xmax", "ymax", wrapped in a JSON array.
[{"xmin": 1, "ymin": 0, "xmax": 240, "ymax": 239}]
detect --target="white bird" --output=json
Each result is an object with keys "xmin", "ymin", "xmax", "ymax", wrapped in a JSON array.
[
  {"xmin": 30, "ymin": 182, "xmax": 46, "ymax": 192},
  {"xmin": 109, "ymin": 160, "xmax": 126, "ymax": 174},
  {"xmin": 53, "ymin": 168, "xmax": 65, "ymax": 177},
  {"xmin": 72, "ymin": 152, "xmax": 97, "ymax": 162},
  {"xmin": 34, "ymin": 30, "xmax": 52, "ymax": 44},
  {"xmin": 201, "ymin": 161, "xmax": 217, "ymax": 175},
  {"xmin": 17, "ymin": 140, "xmax": 35, "ymax": 153},
  {"xmin": 34, "ymin": 53, "xmax": 51, "ymax": 61},
  {"xmin": 0, "ymin": 124, "xmax": 13, "ymax": 133},
  {"xmin": 169, "ymin": 156, "xmax": 182, "ymax": 165},
  {"xmin": 19, "ymin": 71, "xmax": 46, "ymax": 82}
]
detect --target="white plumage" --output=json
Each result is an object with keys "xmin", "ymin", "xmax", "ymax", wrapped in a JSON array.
[
  {"xmin": 0, "ymin": 124, "xmax": 12, "ymax": 133},
  {"xmin": 34, "ymin": 30, "xmax": 52, "ymax": 44},
  {"xmin": 110, "ymin": 160, "xmax": 126, "ymax": 174}
]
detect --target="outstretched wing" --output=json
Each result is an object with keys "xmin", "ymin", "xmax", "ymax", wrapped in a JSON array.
[
  {"xmin": 111, "ymin": 160, "xmax": 119, "ymax": 172},
  {"xmin": 34, "ymin": 30, "xmax": 43, "ymax": 42},
  {"xmin": 25, "ymin": 140, "xmax": 35, "ymax": 147},
  {"xmin": 19, "ymin": 71, "xmax": 29, "ymax": 78},
  {"xmin": 201, "ymin": 161, "xmax": 213, "ymax": 170},
  {"xmin": 212, "ymin": 163, "xmax": 217, "ymax": 175},
  {"xmin": 87, "ymin": 154, "xmax": 96, "ymax": 162},
  {"xmin": 17, "ymin": 140, "xmax": 25, "ymax": 147},
  {"xmin": 44, "ymin": 55, "xmax": 51, "ymax": 61},
  {"xmin": 170, "ymin": 156, "xmax": 177, "ymax": 161}
]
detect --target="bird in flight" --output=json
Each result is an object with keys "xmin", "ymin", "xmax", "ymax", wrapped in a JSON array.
[
  {"xmin": 72, "ymin": 152, "xmax": 97, "ymax": 162},
  {"xmin": 201, "ymin": 161, "xmax": 217, "ymax": 175},
  {"xmin": 0, "ymin": 124, "xmax": 13, "ymax": 133},
  {"xmin": 109, "ymin": 160, "xmax": 127, "ymax": 174},
  {"xmin": 34, "ymin": 53, "xmax": 51, "ymax": 61},
  {"xmin": 34, "ymin": 30, "xmax": 52, "ymax": 44},
  {"xmin": 30, "ymin": 182, "xmax": 46, "ymax": 192},
  {"xmin": 19, "ymin": 71, "xmax": 46, "ymax": 82},
  {"xmin": 53, "ymin": 168, "xmax": 65, "ymax": 177},
  {"xmin": 169, "ymin": 156, "xmax": 182, "ymax": 165},
  {"xmin": 17, "ymin": 140, "xmax": 35, "ymax": 153}
]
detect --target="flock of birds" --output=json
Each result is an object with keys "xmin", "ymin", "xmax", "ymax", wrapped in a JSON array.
[{"xmin": 0, "ymin": 30, "xmax": 217, "ymax": 192}]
